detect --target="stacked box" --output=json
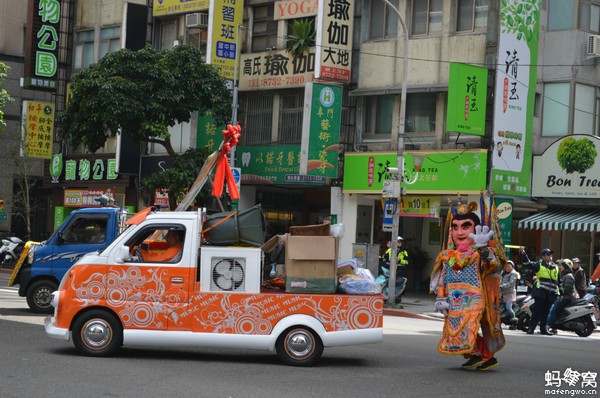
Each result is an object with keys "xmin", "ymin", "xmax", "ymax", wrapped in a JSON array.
[{"xmin": 285, "ymin": 235, "xmax": 337, "ymax": 293}]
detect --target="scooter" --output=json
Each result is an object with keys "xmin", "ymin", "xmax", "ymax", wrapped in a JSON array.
[
  {"xmin": 583, "ymin": 284, "xmax": 600, "ymax": 326},
  {"xmin": 376, "ymin": 265, "xmax": 407, "ymax": 305},
  {"xmin": 1, "ymin": 236, "xmax": 24, "ymax": 268},
  {"xmin": 551, "ymin": 298, "xmax": 597, "ymax": 337},
  {"xmin": 515, "ymin": 295, "xmax": 535, "ymax": 332}
]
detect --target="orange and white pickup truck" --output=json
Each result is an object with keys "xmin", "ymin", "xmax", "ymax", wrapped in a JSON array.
[{"xmin": 45, "ymin": 208, "xmax": 383, "ymax": 366}]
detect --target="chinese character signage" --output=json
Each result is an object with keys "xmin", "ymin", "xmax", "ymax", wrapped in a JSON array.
[
  {"xmin": 300, "ymin": 82, "xmax": 341, "ymax": 178},
  {"xmin": 237, "ymin": 144, "xmax": 325, "ymax": 185},
  {"xmin": 315, "ymin": 0, "xmax": 354, "ymax": 83},
  {"xmin": 64, "ymin": 189, "xmax": 111, "ymax": 208},
  {"xmin": 22, "ymin": 101, "xmax": 54, "ymax": 159},
  {"xmin": 274, "ymin": 0, "xmax": 318, "ymax": 20},
  {"xmin": 491, "ymin": 0, "xmax": 540, "ymax": 196},
  {"xmin": 239, "ymin": 49, "xmax": 315, "ymax": 91},
  {"xmin": 49, "ymin": 153, "xmax": 118, "ymax": 183},
  {"xmin": 206, "ymin": 0, "xmax": 244, "ymax": 81},
  {"xmin": 196, "ymin": 111, "xmax": 223, "ymax": 151},
  {"xmin": 343, "ymin": 151, "xmax": 487, "ymax": 194},
  {"xmin": 24, "ymin": 0, "xmax": 61, "ymax": 91},
  {"xmin": 152, "ymin": 0, "xmax": 209, "ymax": 16},
  {"xmin": 400, "ymin": 195, "xmax": 441, "ymax": 219},
  {"xmin": 532, "ymin": 135, "xmax": 600, "ymax": 198},
  {"xmin": 446, "ymin": 63, "xmax": 488, "ymax": 136}
]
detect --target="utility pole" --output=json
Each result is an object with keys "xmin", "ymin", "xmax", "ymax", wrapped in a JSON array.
[{"xmin": 381, "ymin": 0, "xmax": 409, "ymax": 305}]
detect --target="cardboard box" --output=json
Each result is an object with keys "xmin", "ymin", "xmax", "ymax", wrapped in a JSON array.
[{"xmin": 285, "ymin": 235, "xmax": 337, "ymax": 293}]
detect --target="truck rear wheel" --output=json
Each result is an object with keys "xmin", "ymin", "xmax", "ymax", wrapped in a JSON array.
[
  {"xmin": 276, "ymin": 326, "xmax": 323, "ymax": 367},
  {"xmin": 72, "ymin": 309, "xmax": 123, "ymax": 357},
  {"xmin": 26, "ymin": 280, "xmax": 58, "ymax": 314}
]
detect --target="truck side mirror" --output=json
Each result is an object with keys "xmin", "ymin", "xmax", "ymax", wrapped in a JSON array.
[
  {"xmin": 56, "ymin": 232, "xmax": 64, "ymax": 245},
  {"xmin": 115, "ymin": 245, "xmax": 132, "ymax": 263}
]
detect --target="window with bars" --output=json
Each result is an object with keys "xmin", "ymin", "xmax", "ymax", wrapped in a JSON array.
[
  {"xmin": 456, "ymin": 0, "xmax": 489, "ymax": 32},
  {"xmin": 368, "ymin": 0, "xmax": 399, "ymax": 40},
  {"xmin": 279, "ymin": 93, "xmax": 304, "ymax": 143},
  {"xmin": 240, "ymin": 95, "xmax": 274, "ymax": 144},
  {"xmin": 411, "ymin": 0, "xmax": 443, "ymax": 36},
  {"xmin": 252, "ymin": 4, "xmax": 278, "ymax": 52}
]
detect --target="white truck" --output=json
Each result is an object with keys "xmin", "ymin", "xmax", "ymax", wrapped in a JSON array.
[{"xmin": 45, "ymin": 207, "xmax": 383, "ymax": 366}]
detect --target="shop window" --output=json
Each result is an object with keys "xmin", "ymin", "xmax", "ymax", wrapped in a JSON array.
[
  {"xmin": 252, "ymin": 4, "xmax": 278, "ymax": 52},
  {"xmin": 364, "ymin": 95, "xmax": 394, "ymax": 138},
  {"xmin": 456, "ymin": 0, "xmax": 489, "ymax": 32},
  {"xmin": 411, "ymin": 0, "xmax": 443, "ymax": 36},
  {"xmin": 548, "ymin": 0, "xmax": 574, "ymax": 30},
  {"xmin": 542, "ymin": 83, "xmax": 570, "ymax": 137},
  {"xmin": 367, "ymin": 0, "xmax": 399, "ymax": 40},
  {"xmin": 239, "ymin": 95, "xmax": 274, "ymax": 144},
  {"xmin": 279, "ymin": 92, "xmax": 304, "ymax": 143},
  {"xmin": 579, "ymin": 0, "xmax": 600, "ymax": 34},
  {"xmin": 574, "ymin": 83, "xmax": 595, "ymax": 135},
  {"xmin": 159, "ymin": 19, "xmax": 178, "ymax": 50},
  {"xmin": 74, "ymin": 29, "xmax": 94, "ymax": 70},
  {"xmin": 406, "ymin": 93, "xmax": 436, "ymax": 133}
]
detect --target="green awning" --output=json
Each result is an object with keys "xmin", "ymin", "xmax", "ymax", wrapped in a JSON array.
[{"xmin": 518, "ymin": 208, "xmax": 600, "ymax": 232}]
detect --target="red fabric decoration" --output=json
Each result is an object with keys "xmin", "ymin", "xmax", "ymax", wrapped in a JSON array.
[{"xmin": 212, "ymin": 124, "xmax": 241, "ymax": 199}]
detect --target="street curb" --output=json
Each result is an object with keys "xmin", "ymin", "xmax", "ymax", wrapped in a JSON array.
[{"xmin": 383, "ymin": 308, "xmax": 444, "ymax": 321}]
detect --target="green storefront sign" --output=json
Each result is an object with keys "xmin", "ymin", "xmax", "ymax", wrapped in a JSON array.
[
  {"xmin": 343, "ymin": 150, "xmax": 487, "ymax": 193},
  {"xmin": 447, "ymin": 63, "xmax": 488, "ymax": 136}
]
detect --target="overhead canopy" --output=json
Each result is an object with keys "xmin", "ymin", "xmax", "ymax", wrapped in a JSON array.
[{"xmin": 518, "ymin": 208, "xmax": 600, "ymax": 232}]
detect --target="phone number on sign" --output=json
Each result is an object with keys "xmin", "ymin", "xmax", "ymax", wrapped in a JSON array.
[{"xmin": 246, "ymin": 75, "xmax": 306, "ymax": 88}]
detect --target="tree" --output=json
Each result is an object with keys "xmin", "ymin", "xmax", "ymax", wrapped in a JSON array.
[
  {"xmin": 0, "ymin": 62, "xmax": 13, "ymax": 132},
  {"xmin": 59, "ymin": 45, "xmax": 232, "ymax": 158}
]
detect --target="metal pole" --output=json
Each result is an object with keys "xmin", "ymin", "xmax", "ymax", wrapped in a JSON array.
[
  {"xmin": 230, "ymin": 24, "xmax": 244, "ymax": 166},
  {"xmin": 380, "ymin": 0, "xmax": 408, "ymax": 305}
]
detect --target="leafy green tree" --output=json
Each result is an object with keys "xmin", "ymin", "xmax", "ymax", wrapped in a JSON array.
[
  {"xmin": 59, "ymin": 45, "xmax": 232, "ymax": 157},
  {"xmin": 557, "ymin": 136, "xmax": 597, "ymax": 174},
  {"xmin": 139, "ymin": 147, "xmax": 215, "ymax": 209},
  {"xmin": 0, "ymin": 62, "xmax": 14, "ymax": 132}
]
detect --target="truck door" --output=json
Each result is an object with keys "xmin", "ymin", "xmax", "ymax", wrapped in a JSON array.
[{"xmin": 51, "ymin": 213, "xmax": 111, "ymax": 279}]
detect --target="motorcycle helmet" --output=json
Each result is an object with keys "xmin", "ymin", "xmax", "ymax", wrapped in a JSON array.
[{"xmin": 562, "ymin": 259, "xmax": 573, "ymax": 269}]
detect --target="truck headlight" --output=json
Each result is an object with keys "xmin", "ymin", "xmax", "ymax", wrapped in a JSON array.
[{"xmin": 27, "ymin": 250, "xmax": 35, "ymax": 264}]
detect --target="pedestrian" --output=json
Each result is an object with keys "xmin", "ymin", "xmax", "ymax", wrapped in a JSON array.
[
  {"xmin": 525, "ymin": 248, "xmax": 559, "ymax": 335},
  {"xmin": 571, "ymin": 257, "xmax": 588, "ymax": 299},
  {"xmin": 547, "ymin": 259, "xmax": 577, "ymax": 334},
  {"xmin": 591, "ymin": 252, "xmax": 600, "ymax": 284},
  {"xmin": 382, "ymin": 237, "xmax": 409, "ymax": 278},
  {"xmin": 430, "ymin": 201, "xmax": 505, "ymax": 371},
  {"xmin": 500, "ymin": 260, "xmax": 519, "ymax": 329}
]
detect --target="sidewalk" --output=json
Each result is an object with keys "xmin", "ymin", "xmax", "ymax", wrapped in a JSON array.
[{"xmin": 383, "ymin": 291, "xmax": 444, "ymax": 321}]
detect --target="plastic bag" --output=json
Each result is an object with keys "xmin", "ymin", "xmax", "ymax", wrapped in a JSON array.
[
  {"xmin": 330, "ymin": 223, "xmax": 344, "ymax": 239},
  {"xmin": 338, "ymin": 268, "xmax": 381, "ymax": 295}
]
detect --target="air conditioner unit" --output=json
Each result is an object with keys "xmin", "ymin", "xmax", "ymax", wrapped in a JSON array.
[
  {"xmin": 186, "ymin": 12, "xmax": 209, "ymax": 28},
  {"xmin": 587, "ymin": 34, "xmax": 600, "ymax": 56},
  {"xmin": 200, "ymin": 246, "xmax": 261, "ymax": 293}
]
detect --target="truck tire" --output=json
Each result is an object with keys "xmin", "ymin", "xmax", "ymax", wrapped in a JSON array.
[
  {"xmin": 26, "ymin": 280, "xmax": 58, "ymax": 314},
  {"xmin": 72, "ymin": 309, "xmax": 123, "ymax": 357},
  {"xmin": 276, "ymin": 326, "xmax": 323, "ymax": 367}
]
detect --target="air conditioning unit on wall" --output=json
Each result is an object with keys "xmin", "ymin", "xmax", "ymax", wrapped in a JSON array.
[
  {"xmin": 186, "ymin": 12, "xmax": 209, "ymax": 28},
  {"xmin": 587, "ymin": 34, "xmax": 600, "ymax": 57}
]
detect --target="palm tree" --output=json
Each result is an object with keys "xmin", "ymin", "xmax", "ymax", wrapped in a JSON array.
[{"xmin": 285, "ymin": 19, "xmax": 315, "ymax": 58}]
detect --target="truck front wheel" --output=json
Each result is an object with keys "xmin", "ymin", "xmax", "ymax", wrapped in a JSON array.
[
  {"xmin": 72, "ymin": 310, "xmax": 123, "ymax": 357},
  {"xmin": 276, "ymin": 326, "xmax": 323, "ymax": 367},
  {"xmin": 26, "ymin": 280, "xmax": 58, "ymax": 314}
]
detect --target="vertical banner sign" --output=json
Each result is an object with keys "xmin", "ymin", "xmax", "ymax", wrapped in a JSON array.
[
  {"xmin": 446, "ymin": 63, "xmax": 488, "ymax": 136},
  {"xmin": 54, "ymin": 206, "xmax": 65, "ymax": 231},
  {"xmin": 315, "ymin": 0, "xmax": 354, "ymax": 83},
  {"xmin": 491, "ymin": 0, "xmax": 540, "ymax": 196},
  {"xmin": 495, "ymin": 198, "xmax": 513, "ymax": 248},
  {"xmin": 300, "ymin": 83, "xmax": 342, "ymax": 178},
  {"xmin": 23, "ymin": 0, "xmax": 61, "ymax": 91},
  {"xmin": 22, "ymin": 101, "xmax": 54, "ymax": 159},
  {"xmin": 206, "ymin": 0, "xmax": 243, "ymax": 84}
]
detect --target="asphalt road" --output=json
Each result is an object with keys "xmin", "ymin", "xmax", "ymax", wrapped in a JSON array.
[{"xmin": 1, "ymin": 273, "xmax": 599, "ymax": 398}]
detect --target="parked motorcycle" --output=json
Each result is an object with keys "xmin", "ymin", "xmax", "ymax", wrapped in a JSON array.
[
  {"xmin": 376, "ymin": 266, "xmax": 407, "ymax": 305},
  {"xmin": 515, "ymin": 295, "xmax": 535, "ymax": 332},
  {"xmin": 1, "ymin": 236, "xmax": 24, "ymax": 268}
]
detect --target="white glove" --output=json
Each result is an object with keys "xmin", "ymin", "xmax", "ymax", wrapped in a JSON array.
[
  {"xmin": 468, "ymin": 225, "xmax": 494, "ymax": 248},
  {"xmin": 435, "ymin": 298, "xmax": 449, "ymax": 316}
]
